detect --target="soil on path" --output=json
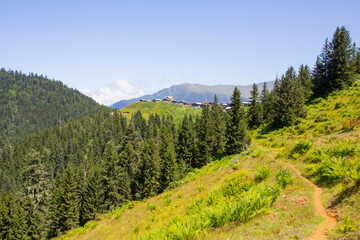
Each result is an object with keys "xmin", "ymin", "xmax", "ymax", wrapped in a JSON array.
[{"xmin": 286, "ymin": 162, "xmax": 337, "ymax": 240}]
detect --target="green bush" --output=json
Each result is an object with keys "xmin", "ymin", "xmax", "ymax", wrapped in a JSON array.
[
  {"xmin": 276, "ymin": 168, "xmax": 293, "ymax": 189},
  {"xmin": 290, "ymin": 140, "xmax": 313, "ymax": 158},
  {"xmin": 316, "ymin": 157, "xmax": 348, "ymax": 184},
  {"xmin": 254, "ymin": 166, "xmax": 270, "ymax": 183},
  {"xmin": 163, "ymin": 198, "xmax": 172, "ymax": 207},
  {"xmin": 147, "ymin": 203, "xmax": 156, "ymax": 211}
]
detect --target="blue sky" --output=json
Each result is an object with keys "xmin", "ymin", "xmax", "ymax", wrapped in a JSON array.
[{"xmin": 1, "ymin": 0, "xmax": 360, "ymax": 105}]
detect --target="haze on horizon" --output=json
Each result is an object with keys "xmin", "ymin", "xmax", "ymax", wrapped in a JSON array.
[{"xmin": 1, "ymin": 0, "xmax": 360, "ymax": 105}]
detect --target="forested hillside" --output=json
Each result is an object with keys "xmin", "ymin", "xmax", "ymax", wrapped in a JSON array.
[
  {"xmin": 0, "ymin": 69, "xmax": 107, "ymax": 143},
  {"xmin": 0, "ymin": 26, "xmax": 360, "ymax": 240}
]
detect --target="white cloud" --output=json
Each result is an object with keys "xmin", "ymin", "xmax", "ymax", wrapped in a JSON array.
[{"xmin": 81, "ymin": 79, "xmax": 145, "ymax": 106}]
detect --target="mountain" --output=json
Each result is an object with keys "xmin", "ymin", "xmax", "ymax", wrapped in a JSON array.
[
  {"xmin": 110, "ymin": 81, "xmax": 274, "ymax": 109},
  {"xmin": 0, "ymin": 68, "xmax": 108, "ymax": 143}
]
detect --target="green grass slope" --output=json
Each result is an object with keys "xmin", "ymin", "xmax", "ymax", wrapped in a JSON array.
[
  {"xmin": 120, "ymin": 101, "xmax": 201, "ymax": 124},
  {"xmin": 58, "ymin": 76, "xmax": 360, "ymax": 240}
]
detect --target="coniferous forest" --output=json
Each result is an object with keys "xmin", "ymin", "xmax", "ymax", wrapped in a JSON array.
[{"xmin": 0, "ymin": 26, "xmax": 360, "ymax": 239}]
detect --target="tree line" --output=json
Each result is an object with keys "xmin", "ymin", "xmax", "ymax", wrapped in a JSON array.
[{"xmin": 247, "ymin": 26, "xmax": 360, "ymax": 129}]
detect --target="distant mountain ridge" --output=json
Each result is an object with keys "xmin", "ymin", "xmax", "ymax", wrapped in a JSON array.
[{"xmin": 110, "ymin": 81, "xmax": 274, "ymax": 109}]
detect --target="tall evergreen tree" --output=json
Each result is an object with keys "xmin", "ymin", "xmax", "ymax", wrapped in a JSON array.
[
  {"xmin": 356, "ymin": 45, "xmax": 360, "ymax": 74},
  {"xmin": 297, "ymin": 65, "xmax": 312, "ymax": 99},
  {"xmin": 101, "ymin": 141, "xmax": 122, "ymax": 210},
  {"xmin": 313, "ymin": 27, "xmax": 357, "ymax": 96},
  {"xmin": 273, "ymin": 67, "xmax": 306, "ymax": 127},
  {"xmin": 211, "ymin": 95, "xmax": 226, "ymax": 156},
  {"xmin": 328, "ymin": 26, "xmax": 356, "ymax": 91},
  {"xmin": 136, "ymin": 139, "xmax": 161, "ymax": 198},
  {"xmin": 226, "ymin": 87, "xmax": 250, "ymax": 154},
  {"xmin": 177, "ymin": 114, "xmax": 196, "ymax": 173},
  {"xmin": 159, "ymin": 125, "xmax": 178, "ymax": 191},
  {"xmin": 118, "ymin": 124, "xmax": 142, "ymax": 200},
  {"xmin": 260, "ymin": 82, "xmax": 272, "ymax": 124},
  {"xmin": 247, "ymin": 83, "xmax": 263, "ymax": 129},
  {"xmin": 22, "ymin": 196, "xmax": 42, "ymax": 240},
  {"xmin": 313, "ymin": 38, "xmax": 331, "ymax": 96},
  {"xmin": 80, "ymin": 169, "xmax": 103, "ymax": 225},
  {"xmin": 48, "ymin": 163, "xmax": 80, "ymax": 237},
  {"xmin": 22, "ymin": 149, "xmax": 51, "ymax": 209},
  {"xmin": 196, "ymin": 104, "xmax": 213, "ymax": 167}
]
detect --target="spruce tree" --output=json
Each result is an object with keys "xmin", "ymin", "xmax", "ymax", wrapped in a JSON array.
[
  {"xmin": 177, "ymin": 114, "xmax": 196, "ymax": 174},
  {"xmin": 247, "ymin": 83, "xmax": 263, "ymax": 129},
  {"xmin": 312, "ymin": 38, "xmax": 331, "ymax": 96},
  {"xmin": 22, "ymin": 149, "xmax": 51, "ymax": 209},
  {"xmin": 196, "ymin": 104, "xmax": 213, "ymax": 167},
  {"xmin": 159, "ymin": 125, "xmax": 178, "ymax": 191},
  {"xmin": 260, "ymin": 82, "xmax": 272, "ymax": 124},
  {"xmin": 80, "ymin": 169, "xmax": 103, "ymax": 225},
  {"xmin": 48, "ymin": 163, "xmax": 80, "ymax": 237},
  {"xmin": 101, "ymin": 141, "xmax": 122, "ymax": 210},
  {"xmin": 136, "ymin": 139, "xmax": 161, "ymax": 198},
  {"xmin": 328, "ymin": 26, "xmax": 356, "ymax": 91},
  {"xmin": 211, "ymin": 95, "xmax": 226, "ymax": 156},
  {"xmin": 273, "ymin": 67, "xmax": 306, "ymax": 127},
  {"xmin": 226, "ymin": 87, "xmax": 250, "ymax": 154},
  {"xmin": 297, "ymin": 65, "xmax": 312, "ymax": 99},
  {"xmin": 22, "ymin": 196, "xmax": 41, "ymax": 239},
  {"xmin": 118, "ymin": 123, "xmax": 142, "ymax": 200},
  {"xmin": 356, "ymin": 45, "xmax": 360, "ymax": 74}
]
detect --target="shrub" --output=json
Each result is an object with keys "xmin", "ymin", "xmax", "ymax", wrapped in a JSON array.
[
  {"xmin": 163, "ymin": 198, "xmax": 172, "ymax": 207},
  {"xmin": 316, "ymin": 157, "xmax": 348, "ymax": 184},
  {"xmin": 254, "ymin": 166, "xmax": 270, "ymax": 183},
  {"xmin": 348, "ymin": 162, "xmax": 360, "ymax": 187},
  {"xmin": 84, "ymin": 220, "xmax": 98, "ymax": 229},
  {"xmin": 334, "ymin": 102, "xmax": 343, "ymax": 109},
  {"xmin": 187, "ymin": 198, "xmax": 203, "ymax": 214},
  {"xmin": 290, "ymin": 140, "xmax": 312, "ymax": 158},
  {"xmin": 147, "ymin": 203, "xmax": 156, "ymax": 211},
  {"xmin": 276, "ymin": 168, "xmax": 293, "ymax": 189},
  {"xmin": 342, "ymin": 116, "xmax": 360, "ymax": 131}
]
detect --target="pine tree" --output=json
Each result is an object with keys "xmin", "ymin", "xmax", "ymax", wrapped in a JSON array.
[
  {"xmin": 313, "ymin": 38, "xmax": 331, "ymax": 96},
  {"xmin": 133, "ymin": 110, "xmax": 148, "ymax": 138},
  {"xmin": 328, "ymin": 26, "xmax": 356, "ymax": 91},
  {"xmin": 297, "ymin": 65, "xmax": 312, "ymax": 99},
  {"xmin": 159, "ymin": 125, "xmax": 178, "ymax": 191},
  {"xmin": 313, "ymin": 27, "xmax": 357, "ymax": 96},
  {"xmin": 196, "ymin": 104, "xmax": 213, "ymax": 167},
  {"xmin": 226, "ymin": 87, "xmax": 250, "ymax": 154},
  {"xmin": 273, "ymin": 67, "xmax": 306, "ymax": 127},
  {"xmin": 247, "ymin": 83, "xmax": 263, "ymax": 129},
  {"xmin": 176, "ymin": 114, "xmax": 196, "ymax": 174},
  {"xmin": 22, "ymin": 196, "xmax": 41, "ymax": 240},
  {"xmin": 80, "ymin": 169, "xmax": 103, "ymax": 225},
  {"xmin": 0, "ymin": 193, "xmax": 27, "ymax": 240},
  {"xmin": 136, "ymin": 139, "xmax": 161, "ymax": 198},
  {"xmin": 101, "ymin": 141, "xmax": 122, "ymax": 210},
  {"xmin": 22, "ymin": 149, "xmax": 51, "ymax": 209},
  {"xmin": 260, "ymin": 82, "xmax": 272, "ymax": 124},
  {"xmin": 118, "ymin": 124, "xmax": 142, "ymax": 200},
  {"xmin": 356, "ymin": 45, "xmax": 360, "ymax": 74},
  {"xmin": 48, "ymin": 163, "xmax": 80, "ymax": 237},
  {"xmin": 211, "ymin": 95, "xmax": 226, "ymax": 156}
]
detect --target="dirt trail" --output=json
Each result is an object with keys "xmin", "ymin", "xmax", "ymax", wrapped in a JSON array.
[{"xmin": 285, "ymin": 162, "xmax": 337, "ymax": 240}]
